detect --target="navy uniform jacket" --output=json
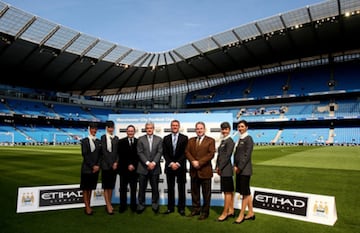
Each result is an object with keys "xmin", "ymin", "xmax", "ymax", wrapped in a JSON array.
[
  {"xmin": 81, "ymin": 137, "xmax": 101, "ymax": 174},
  {"xmin": 216, "ymin": 137, "xmax": 235, "ymax": 177},
  {"xmin": 100, "ymin": 135, "xmax": 119, "ymax": 170},
  {"xmin": 234, "ymin": 135, "xmax": 254, "ymax": 176}
]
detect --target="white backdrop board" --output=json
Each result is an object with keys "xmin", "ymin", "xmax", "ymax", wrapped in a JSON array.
[{"xmin": 108, "ymin": 113, "xmax": 234, "ymax": 206}]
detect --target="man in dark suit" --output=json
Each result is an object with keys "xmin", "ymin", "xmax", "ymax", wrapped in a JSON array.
[
  {"xmin": 185, "ymin": 121, "xmax": 216, "ymax": 220},
  {"xmin": 136, "ymin": 121, "xmax": 163, "ymax": 214},
  {"xmin": 118, "ymin": 125, "xmax": 139, "ymax": 213},
  {"xmin": 162, "ymin": 120, "xmax": 188, "ymax": 216}
]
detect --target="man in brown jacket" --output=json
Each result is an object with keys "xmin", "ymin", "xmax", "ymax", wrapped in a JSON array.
[{"xmin": 185, "ymin": 121, "xmax": 216, "ymax": 220}]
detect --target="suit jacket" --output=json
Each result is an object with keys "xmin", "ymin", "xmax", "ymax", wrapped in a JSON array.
[
  {"xmin": 216, "ymin": 137, "xmax": 235, "ymax": 177},
  {"xmin": 80, "ymin": 137, "xmax": 101, "ymax": 174},
  {"xmin": 185, "ymin": 136, "xmax": 216, "ymax": 179},
  {"xmin": 100, "ymin": 134, "xmax": 119, "ymax": 170},
  {"xmin": 118, "ymin": 137, "xmax": 139, "ymax": 176},
  {"xmin": 136, "ymin": 134, "xmax": 163, "ymax": 175},
  {"xmin": 162, "ymin": 133, "xmax": 188, "ymax": 174},
  {"xmin": 234, "ymin": 135, "xmax": 254, "ymax": 176}
]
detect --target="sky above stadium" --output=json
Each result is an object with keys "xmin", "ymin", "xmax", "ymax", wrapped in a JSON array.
[{"xmin": 4, "ymin": 0, "xmax": 322, "ymax": 52}]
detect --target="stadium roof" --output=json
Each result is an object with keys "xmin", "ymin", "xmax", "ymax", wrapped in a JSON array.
[{"xmin": 0, "ymin": 0, "xmax": 360, "ymax": 97}]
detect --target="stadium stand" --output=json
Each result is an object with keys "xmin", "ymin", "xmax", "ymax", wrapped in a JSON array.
[
  {"xmin": 247, "ymin": 73, "xmax": 287, "ymax": 99},
  {"xmin": 333, "ymin": 63, "xmax": 360, "ymax": 92},
  {"xmin": 333, "ymin": 127, "xmax": 360, "ymax": 144},
  {"xmin": 185, "ymin": 62, "xmax": 360, "ymax": 105},
  {"xmin": 0, "ymin": 0, "xmax": 359, "ymax": 146},
  {"xmin": 278, "ymin": 128, "xmax": 329, "ymax": 144},
  {"xmin": 287, "ymin": 67, "xmax": 331, "ymax": 96},
  {"xmin": 1, "ymin": 94, "xmax": 359, "ymax": 144}
]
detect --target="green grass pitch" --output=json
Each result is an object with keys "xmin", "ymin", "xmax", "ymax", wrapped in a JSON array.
[{"xmin": 0, "ymin": 145, "xmax": 359, "ymax": 233}]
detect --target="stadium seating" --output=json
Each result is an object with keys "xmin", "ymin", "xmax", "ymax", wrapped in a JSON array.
[
  {"xmin": 0, "ymin": 80, "xmax": 360, "ymax": 144},
  {"xmin": 248, "ymin": 129, "xmax": 279, "ymax": 143},
  {"xmin": 279, "ymin": 128, "xmax": 329, "ymax": 144},
  {"xmin": 333, "ymin": 127, "xmax": 360, "ymax": 144},
  {"xmin": 333, "ymin": 63, "xmax": 360, "ymax": 92},
  {"xmin": 334, "ymin": 100, "xmax": 360, "ymax": 117},
  {"xmin": 5, "ymin": 99, "xmax": 58, "ymax": 118},
  {"xmin": 246, "ymin": 73, "xmax": 287, "ymax": 98},
  {"xmin": 287, "ymin": 67, "xmax": 331, "ymax": 96},
  {"xmin": 185, "ymin": 63, "xmax": 360, "ymax": 105},
  {"xmin": 0, "ymin": 125, "xmax": 28, "ymax": 143}
]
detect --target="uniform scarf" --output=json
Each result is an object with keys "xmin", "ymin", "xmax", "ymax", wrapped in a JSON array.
[{"xmin": 88, "ymin": 127, "xmax": 97, "ymax": 152}]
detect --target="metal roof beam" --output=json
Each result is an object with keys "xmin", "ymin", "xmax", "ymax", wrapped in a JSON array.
[
  {"xmin": 95, "ymin": 67, "xmax": 130, "ymax": 95},
  {"xmin": 130, "ymin": 52, "xmax": 148, "ymax": 66},
  {"xmin": 0, "ymin": 4, "xmax": 9, "ymax": 18},
  {"xmin": 115, "ymin": 48, "xmax": 133, "ymax": 64},
  {"xmin": 191, "ymin": 43, "xmax": 223, "ymax": 75},
  {"xmin": 60, "ymin": 33, "xmax": 81, "ymax": 52},
  {"xmin": 231, "ymin": 30, "xmax": 262, "ymax": 67},
  {"xmin": 14, "ymin": 16, "xmax": 36, "ymax": 39},
  {"xmin": 98, "ymin": 44, "xmax": 117, "ymax": 61}
]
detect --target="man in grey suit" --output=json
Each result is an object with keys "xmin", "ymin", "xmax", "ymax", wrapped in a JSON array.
[{"xmin": 136, "ymin": 121, "xmax": 163, "ymax": 214}]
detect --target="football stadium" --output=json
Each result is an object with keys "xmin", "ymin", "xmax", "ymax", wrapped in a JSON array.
[{"xmin": 0, "ymin": 0, "xmax": 359, "ymax": 233}]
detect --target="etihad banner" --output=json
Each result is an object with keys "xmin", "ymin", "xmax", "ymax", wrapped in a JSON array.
[
  {"xmin": 17, "ymin": 184, "xmax": 337, "ymax": 226},
  {"xmin": 234, "ymin": 186, "xmax": 337, "ymax": 226},
  {"xmin": 17, "ymin": 184, "xmax": 105, "ymax": 213}
]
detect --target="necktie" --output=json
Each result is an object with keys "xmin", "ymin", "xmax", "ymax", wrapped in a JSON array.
[
  {"xmin": 172, "ymin": 134, "xmax": 177, "ymax": 155},
  {"xmin": 148, "ymin": 136, "xmax": 153, "ymax": 152},
  {"xmin": 196, "ymin": 136, "xmax": 201, "ymax": 147}
]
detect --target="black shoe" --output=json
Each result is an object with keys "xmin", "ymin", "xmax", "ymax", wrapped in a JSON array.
[
  {"xmin": 227, "ymin": 213, "xmax": 235, "ymax": 218},
  {"xmin": 245, "ymin": 215, "xmax": 256, "ymax": 221},
  {"xmin": 136, "ymin": 208, "xmax": 145, "ymax": 214},
  {"xmin": 187, "ymin": 211, "xmax": 200, "ymax": 217},
  {"xmin": 178, "ymin": 210, "xmax": 185, "ymax": 216},
  {"xmin": 163, "ymin": 209, "xmax": 174, "ymax": 214},
  {"xmin": 130, "ymin": 205, "xmax": 137, "ymax": 212},
  {"xmin": 198, "ymin": 214, "xmax": 208, "ymax": 220},
  {"xmin": 152, "ymin": 207, "xmax": 159, "ymax": 214},
  {"xmin": 105, "ymin": 207, "xmax": 114, "ymax": 215}
]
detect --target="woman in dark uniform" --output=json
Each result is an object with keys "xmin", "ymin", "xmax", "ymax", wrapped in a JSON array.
[
  {"xmin": 215, "ymin": 122, "xmax": 235, "ymax": 222},
  {"xmin": 233, "ymin": 120, "xmax": 255, "ymax": 224},
  {"xmin": 80, "ymin": 122, "xmax": 101, "ymax": 215},
  {"xmin": 100, "ymin": 120, "xmax": 119, "ymax": 215}
]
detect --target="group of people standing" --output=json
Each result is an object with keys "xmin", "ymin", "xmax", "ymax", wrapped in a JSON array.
[{"xmin": 80, "ymin": 119, "xmax": 255, "ymax": 224}]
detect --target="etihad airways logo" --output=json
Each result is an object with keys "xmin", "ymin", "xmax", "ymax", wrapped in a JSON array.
[
  {"xmin": 253, "ymin": 191, "xmax": 308, "ymax": 216},
  {"xmin": 39, "ymin": 188, "xmax": 83, "ymax": 207}
]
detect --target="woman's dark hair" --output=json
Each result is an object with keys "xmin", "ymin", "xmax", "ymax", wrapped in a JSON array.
[
  {"xmin": 88, "ymin": 122, "xmax": 98, "ymax": 129},
  {"xmin": 238, "ymin": 120, "xmax": 248, "ymax": 127},
  {"xmin": 220, "ymin": 122, "xmax": 231, "ymax": 129},
  {"xmin": 105, "ymin": 120, "xmax": 115, "ymax": 128}
]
